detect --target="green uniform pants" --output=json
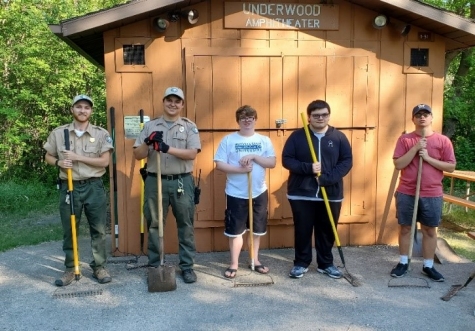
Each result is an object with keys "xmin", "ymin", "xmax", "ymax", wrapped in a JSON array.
[
  {"xmin": 59, "ymin": 179, "xmax": 107, "ymax": 271},
  {"xmin": 144, "ymin": 174, "xmax": 196, "ymax": 270}
]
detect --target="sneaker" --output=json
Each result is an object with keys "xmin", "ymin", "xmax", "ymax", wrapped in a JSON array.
[
  {"xmin": 93, "ymin": 268, "xmax": 112, "ymax": 284},
  {"xmin": 289, "ymin": 266, "xmax": 308, "ymax": 278},
  {"xmin": 422, "ymin": 266, "xmax": 445, "ymax": 282},
  {"xmin": 55, "ymin": 270, "xmax": 80, "ymax": 287},
  {"xmin": 390, "ymin": 263, "xmax": 408, "ymax": 278},
  {"xmin": 317, "ymin": 265, "xmax": 342, "ymax": 279},
  {"xmin": 182, "ymin": 269, "xmax": 197, "ymax": 283}
]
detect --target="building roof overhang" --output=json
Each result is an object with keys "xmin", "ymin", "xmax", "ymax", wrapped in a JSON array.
[{"xmin": 49, "ymin": 0, "xmax": 475, "ymax": 69}]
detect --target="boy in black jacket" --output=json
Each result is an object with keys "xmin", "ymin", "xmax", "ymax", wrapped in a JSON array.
[{"xmin": 282, "ymin": 99, "xmax": 353, "ymax": 279}]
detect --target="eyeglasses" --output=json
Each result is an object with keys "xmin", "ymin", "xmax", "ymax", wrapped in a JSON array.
[
  {"xmin": 311, "ymin": 113, "xmax": 330, "ymax": 119},
  {"xmin": 239, "ymin": 116, "xmax": 255, "ymax": 122},
  {"xmin": 414, "ymin": 112, "xmax": 431, "ymax": 118}
]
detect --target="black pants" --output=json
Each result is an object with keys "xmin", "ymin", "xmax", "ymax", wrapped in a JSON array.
[{"xmin": 289, "ymin": 199, "xmax": 342, "ymax": 269}]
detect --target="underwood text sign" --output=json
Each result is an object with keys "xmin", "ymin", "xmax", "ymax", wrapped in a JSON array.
[{"xmin": 224, "ymin": 2, "xmax": 339, "ymax": 30}]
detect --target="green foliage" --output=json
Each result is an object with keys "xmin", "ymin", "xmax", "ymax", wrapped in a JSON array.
[{"xmin": 0, "ymin": 0, "xmax": 127, "ymax": 182}]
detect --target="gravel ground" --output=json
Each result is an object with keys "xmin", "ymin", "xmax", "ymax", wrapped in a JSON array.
[{"xmin": 0, "ymin": 236, "xmax": 474, "ymax": 331}]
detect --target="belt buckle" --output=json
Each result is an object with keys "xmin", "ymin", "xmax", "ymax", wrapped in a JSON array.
[{"xmin": 165, "ymin": 175, "xmax": 174, "ymax": 180}]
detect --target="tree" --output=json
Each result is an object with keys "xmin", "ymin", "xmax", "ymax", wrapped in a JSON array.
[
  {"xmin": 0, "ymin": 0, "xmax": 127, "ymax": 182},
  {"xmin": 421, "ymin": 0, "xmax": 475, "ymax": 170}
]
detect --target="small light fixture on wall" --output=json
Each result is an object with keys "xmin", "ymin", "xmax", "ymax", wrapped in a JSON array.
[
  {"xmin": 372, "ymin": 14, "xmax": 411, "ymax": 36},
  {"xmin": 372, "ymin": 15, "xmax": 388, "ymax": 29},
  {"xmin": 170, "ymin": 9, "xmax": 200, "ymax": 25},
  {"xmin": 152, "ymin": 17, "xmax": 169, "ymax": 33}
]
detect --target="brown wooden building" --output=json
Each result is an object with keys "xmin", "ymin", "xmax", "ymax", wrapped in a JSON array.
[{"xmin": 50, "ymin": 0, "xmax": 475, "ymax": 255}]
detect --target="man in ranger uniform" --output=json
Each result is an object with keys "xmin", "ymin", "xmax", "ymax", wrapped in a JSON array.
[
  {"xmin": 44, "ymin": 94, "xmax": 114, "ymax": 286},
  {"xmin": 133, "ymin": 87, "xmax": 201, "ymax": 284}
]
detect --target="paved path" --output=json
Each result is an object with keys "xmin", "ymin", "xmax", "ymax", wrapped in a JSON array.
[{"xmin": 0, "ymin": 237, "xmax": 474, "ymax": 331}]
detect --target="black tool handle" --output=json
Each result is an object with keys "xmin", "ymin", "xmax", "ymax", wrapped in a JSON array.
[
  {"xmin": 110, "ymin": 107, "xmax": 115, "ymax": 130},
  {"xmin": 64, "ymin": 129, "xmax": 70, "ymax": 150},
  {"xmin": 139, "ymin": 109, "xmax": 144, "ymax": 123}
]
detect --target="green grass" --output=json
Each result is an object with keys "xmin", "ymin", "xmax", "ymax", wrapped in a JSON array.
[
  {"xmin": 1, "ymin": 180, "xmax": 474, "ymax": 261},
  {"xmin": 0, "ymin": 180, "xmax": 92, "ymax": 252},
  {"xmin": 439, "ymin": 204, "xmax": 475, "ymax": 261}
]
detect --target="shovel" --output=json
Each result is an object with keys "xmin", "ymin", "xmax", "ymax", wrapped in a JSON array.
[{"xmin": 148, "ymin": 152, "xmax": 176, "ymax": 292}]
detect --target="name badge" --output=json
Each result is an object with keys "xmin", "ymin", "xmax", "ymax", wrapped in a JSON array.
[{"xmin": 90, "ymin": 138, "xmax": 95, "ymax": 143}]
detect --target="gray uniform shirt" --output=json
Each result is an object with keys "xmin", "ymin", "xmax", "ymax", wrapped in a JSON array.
[
  {"xmin": 43, "ymin": 123, "xmax": 114, "ymax": 180},
  {"xmin": 134, "ymin": 116, "xmax": 201, "ymax": 174}
]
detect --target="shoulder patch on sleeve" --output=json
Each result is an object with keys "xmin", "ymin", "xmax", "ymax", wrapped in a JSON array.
[
  {"xmin": 192, "ymin": 127, "xmax": 199, "ymax": 134},
  {"xmin": 105, "ymin": 136, "xmax": 113, "ymax": 144}
]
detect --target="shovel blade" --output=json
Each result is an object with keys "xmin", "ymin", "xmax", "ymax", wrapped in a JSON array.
[{"xmin": 148, "ymin": 265, "xmax": 177, "ymax": 292}]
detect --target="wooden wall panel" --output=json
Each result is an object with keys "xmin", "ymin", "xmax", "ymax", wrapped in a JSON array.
[
  {"xmin": 150, "ymin": 38, "xmax": 183, "ymax": 118},
  {"xmin": 120, "ymin": 20, "xmax": 150, "ymax": 37},
  {"xmin": 326, "ymin": 56, "xmax": 353, "ymax": 128},
  {"xmin": 181, "ymin": 2, "xmax": 210, "ymax": 40},
  {"xmin": 326, "ymin": 1, "xmax": 351, "ymax": 42},
  {"xmin": 195, "ymin": 132, "xmax": 215, "ymax": 222},
  {"xmin": 282, "ymin": 57, "xmax": 299, "ymax": 128},
  {"xmin": 104, "ymin": 28, "xmax": 125, "ymax": 255},
  {"xmin": 213, "ymin": 227, "xmax": 229, "ymax": 252},
  {"xmin": 212, "ymin": 57, "xmax": 240, "ymax": 128},
  {"xmin": 298, "ymin": 56, "xmax": 326, "ymax": 105},
  {"xmin": 121, "ymin": 73, "xmax": 153, "ymax": 255},
  {"xmin": 268, "ymin": 225, "xmax": 294, "ymax": 248},
  {"xmin": 210, "ymin": 0, "xmax": 238, "ymax": 40},
  {"xmin": 104, "ymin": 0, "xmax": 450, "ymax": 253},
  {"xmin": 376, "ymin": 40, "xmax": 407, "ymax": 245},
  {"xmin": 241, "ymin": 57, "xmax": 270, "ymax": 129}
]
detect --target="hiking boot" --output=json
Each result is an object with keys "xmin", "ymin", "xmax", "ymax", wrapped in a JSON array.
[
  {"xmin": 422, "ymin": 266, "xmax": 445, "ymax": 282},
  {"xmin": 55, "ymin": 270, "xmax": 80, "ymax": 287},
  {"xmin": 317, "ymin": 265, "xmax": 342, "ymax": 279},
  {"xmin": 182, "ymin": 269, "xmax": 197, "ymax": 283},
  {"xmin": 93, "ymin": 268, "xmax": 112, "ymax": 284},
  {"xmin": 289, "ymin": 266, "xmax": 308, "ymax": 278},
  {"xmin": 390, "ymin": 263, "xmax": 408, "ymax": 278}
]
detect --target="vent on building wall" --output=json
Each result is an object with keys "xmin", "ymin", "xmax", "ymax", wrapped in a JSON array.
[
  {"xmin": 123, "ymin": 45, "xmax": 145, "ymax": 65},
  {"xmin": 410, "ymin": 48, "xmax": 429, "ymax": 67}
]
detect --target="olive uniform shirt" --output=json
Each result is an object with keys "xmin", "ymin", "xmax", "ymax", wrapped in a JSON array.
[
  {"xmin": 134, "ymin": 117, "xmax": 201, "ymax": 174},
  {"xmin": 43, "ymin": 123, "xmax": 114, "ymax": 180}
]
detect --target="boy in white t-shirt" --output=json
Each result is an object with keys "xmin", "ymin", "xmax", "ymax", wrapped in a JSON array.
[{"xmin": 214, "ymin": 105, "xmax": 276, "ymax": 279}]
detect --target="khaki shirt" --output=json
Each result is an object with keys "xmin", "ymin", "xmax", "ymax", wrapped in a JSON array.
[
  {"xmin": 43, "ymin": 123, "xmax": 114, "ymax": 180},
  {"xmin": 134, "ymin": 117, "xmax": 201, "ymax": 174}
]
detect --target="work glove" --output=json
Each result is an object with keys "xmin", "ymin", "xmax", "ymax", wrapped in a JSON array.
[
  {"xmin": 144, "ymin": 131, "xmax": 163, "ymax": 145},
  {"xmin": 152, "ymin": 141, "xmax": 170, "ymax": 153}
]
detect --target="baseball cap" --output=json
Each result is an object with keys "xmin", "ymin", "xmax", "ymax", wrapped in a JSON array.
[
  {"xmin": 163, "ymin": 87, "xmax": 184, "ymax": 101},
  {"xmin": 412, "ymin": 104, "xmax": 432, "ymax": 116},
  {"xmin": 72, "ymin": 95, "xmax": 93, "ymax": 107}
]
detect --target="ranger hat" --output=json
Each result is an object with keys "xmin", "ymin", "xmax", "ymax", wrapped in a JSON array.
[
  {"xmin": 412, "ymin": 104, "xmax": 432, "ymax": 116},
  {"xmin": 72, "ymin": 95, "xmax": 93, "ymax": 107},
  {"xmin": 163, "ymin": 87, "xmax": 185, "ymax": 101}
]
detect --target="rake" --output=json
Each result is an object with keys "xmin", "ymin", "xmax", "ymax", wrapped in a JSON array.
[
  {"xmin": 441, "ymin": 270, "xmax": 475, "ymax": 301},
  {"xmin": 300, "ymin": 113, "xmax": 360, "ymax": 287}
]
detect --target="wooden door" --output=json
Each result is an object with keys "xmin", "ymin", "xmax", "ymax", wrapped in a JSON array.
[{"xmin": 185, "ymin": 48, "xmax": 375, "ymax": 249}]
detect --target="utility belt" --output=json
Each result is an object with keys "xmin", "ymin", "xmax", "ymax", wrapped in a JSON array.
[
  {"xmin": 61, "ymin": 177, "xmax": 101, "ymax": 185},
  {"xmin": 147, "ymin": 172, "xmax": 191, "ymax": 180}
]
